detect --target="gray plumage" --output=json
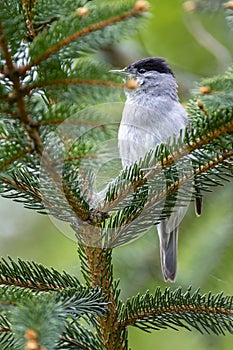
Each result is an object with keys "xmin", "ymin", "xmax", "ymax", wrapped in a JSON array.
[{"xmin": 112, "ymin": 57, "xmax": 188, "ymax": 281}]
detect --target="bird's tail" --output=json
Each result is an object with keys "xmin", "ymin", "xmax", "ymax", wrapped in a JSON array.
[{"xmin": 157, "ymin": 220, "xmax": 178, "ymax": 282}]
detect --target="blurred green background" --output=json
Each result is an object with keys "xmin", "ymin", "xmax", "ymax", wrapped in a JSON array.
[{"xmin": 0, "ymin": 1, "xmax": 232, "ymax": 349}]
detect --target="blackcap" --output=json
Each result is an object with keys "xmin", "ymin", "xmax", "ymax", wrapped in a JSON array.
[{"xmin": 110, "ymin": 57, "xmax": 188, "ymax": 281}]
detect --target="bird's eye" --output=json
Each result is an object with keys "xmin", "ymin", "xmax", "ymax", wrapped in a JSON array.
[{"xmin": 138, "ymin": 68, "xmax": 146, "ymax": 74}]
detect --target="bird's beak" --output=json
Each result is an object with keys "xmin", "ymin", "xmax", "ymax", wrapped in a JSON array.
[{"xmin": 108, "ymin": 68, "xmax": 129, "ymax": 76}]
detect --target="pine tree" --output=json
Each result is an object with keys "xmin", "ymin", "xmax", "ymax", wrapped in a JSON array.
[{"xmin": 0, "ymin": 1, "xmax": 232, "ymax": 349}]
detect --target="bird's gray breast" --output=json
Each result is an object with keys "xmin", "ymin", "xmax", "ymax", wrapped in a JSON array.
[{"xmin": 118, "ymin": 98, "xmax": 187, "ymax": 167}]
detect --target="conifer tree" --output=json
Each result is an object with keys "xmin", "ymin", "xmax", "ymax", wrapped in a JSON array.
[{"xmin": 0, "ymin": 1, "xmax": 232, "ymax": 349}]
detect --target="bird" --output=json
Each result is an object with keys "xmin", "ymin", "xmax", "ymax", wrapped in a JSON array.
[{"xmin": 110, "ymin": 57, "xmax": 188, "ymax": 282}]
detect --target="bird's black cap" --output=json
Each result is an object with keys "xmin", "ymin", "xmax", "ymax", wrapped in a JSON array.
[{"xmin": 127, "ymin": 57, "xmax": 174, "ymax": 76}]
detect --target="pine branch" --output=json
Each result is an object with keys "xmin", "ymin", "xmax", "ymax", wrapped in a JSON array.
[
  {"xmin": 0, "ymin": 315, "xmax": 11, "ymax": 333},
  {"xmin": 0, "ymin": 149, "xmax": 30, "ymax": 172},
  {"xmin": 0, "ymin": 119, "xmax": 35, "ymax": 172},
  {"xmin": 0, "ymin": 284, "xmax": 107, "ymax": 322},
  {"xmin": 58, "ymin": 323, "xmax": 103, "ymax": 350},
  {"xmin": 21, "ymin": 1, "xmax": 149, "ymax": 74},
  {"xmin": 0, "ymin": 284, "xmax": 107, "ymax": 350},
  {"xmin": 10, "ymin": 295, "xmax": 68, "ymax": 350},
  {"xmin": 0, "ymin": 258, "xmax": 81, "ymax": 291},
  {"xmin": 0, "ymin": 1, "xmax": 27, "ymax": 54},
  {"xmin": 121, "ymin": 287, "xmax": 233, "ymax": 335},
  {"xmin": 0, "ymin": 21, "xmax": 14, "ymax": 71},
  {"xmin": 106, "ymin": 107, "xmax": 233, "ymax": 200},
  {"xmin": 23, "ymin": 56, "xmax": 124, "ymax": 96},
  {"xmin": 96, "ymin": 106, "xmax": 233, "ymax": 246},
  {"xmin": 22, "ymin": 0, "xmax": 36, "ymax": 39},
  {"xmin": 24, "ymin": 78, "xmax": 122, "ymax": 94},
  {"xmin": 0, "ymin": 170, "xmax": 44, "ymax": 211},
  {"xmin": 0, "ymin": 106, "xmax": 232, "ymax": 246},
  {"xmin": 0, "ymin": 2, "xmax": 232, "ymax": 349},
  {"xmin": 0, "ymin": 286, "xmax": 34, "ymax": 312},
  {"xmin": 104, "ymin": 106, "xmax": 233, "ymax": 203},
  {"xmin": 0, "ymin": 20, "xmax": 43, "ymax": 154},
  {"xmin": 79, "ymin": 245, "xmax": 126, "ymax": 350},
  {"xmin": 1, "ymin": 1, "xmax": 140, "ymax": 161},
  {"xmin": 54, "ymin": 287, "xmax": 107, "ymax": 323},
  {"xmin": 0, "ymin": 315, "xmax": 16, "ymax": 350}
]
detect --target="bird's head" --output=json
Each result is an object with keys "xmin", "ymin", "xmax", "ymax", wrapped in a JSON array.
[{"xmin": 109, "ymin": 57, "xmax": 176, "ymax": 94}]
